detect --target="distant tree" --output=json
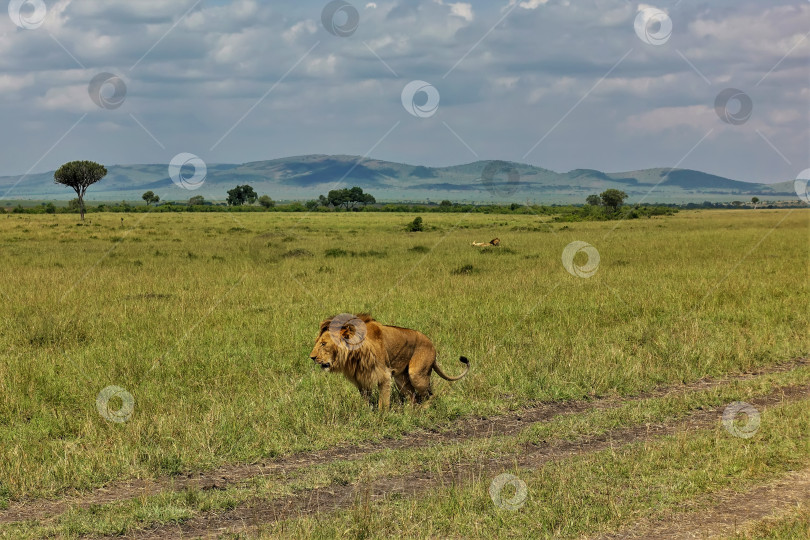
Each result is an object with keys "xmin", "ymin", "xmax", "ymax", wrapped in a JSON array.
[
  {"xmin": 53, "ymin": 160, "xmax": 107, "ymax": 220},
  {"xmin": 349, "ymin": 187, "xmax": 373, "ymax": 209},
  {"xmin": 586, "ymin": 194, "xmax": 601, "ymax": 206},
  {"xmin": 325, "ymin": 187, "xmax": 375, "ymax": 210},
  {"xmin": 142, "ymin": 191, "xmax": 160, "ymax": 206},
  {"xmin": 731, "ymin": 200, "xmax": 743, "ymax": 207},
  {"xmin": 227, "ymin": 185, "xmax": 258, "ymax": 206},
  {"xmin": 439, "ymin": 199, "xmax": 452, "ymax": 207},
  {"xmin": 67, "ymin": 198, "xmax": 82, "ymax": 212},
  {"xmin": 243, "ymin": 186, "xmax": 258, "ymax": 205},
  {"xmin": 751, "ymin": 196, "xmax": 760, "ymax": 209},
  {"xmin": 258, "ymin": 195, "xmax": 275, "ymax": 208},
  {"xmin": 305, "ymin": 199, "xmax": 319, "ymax": 210},
  {"xmin": 600, "ymin": 189, "xmax": 628, "ymax": 212},
  {"xmin": 327, "ymin": 189, "xmax": 349, "ymax": 210},
  {"xmin": 318, "ymin": 194, "xmax": 329, "ymax": 207},
  {"xmin": 188, "ymin": 195, "xmax": 205, "ymax": 206},
  {"xmin": 348, "ymin": 186, "xmax": 364, "ymax": 204},
  {"xmin": 44, "ymin": 202, "xmax": 56, "ymax": 214}
]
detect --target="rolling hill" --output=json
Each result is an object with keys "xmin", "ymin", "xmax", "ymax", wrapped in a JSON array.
[{"xmin": 0, "ymin": 154, "xmax": 798, "ymax": 204}]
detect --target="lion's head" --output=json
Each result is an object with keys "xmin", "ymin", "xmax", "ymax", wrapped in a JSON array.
[
  {"xmin": 309, "ymin": 325, "xmax": 339, "ymax": 371},
  {"xmin": 309, "ymin": 314, "xmax": 372, "ymax": 372}
]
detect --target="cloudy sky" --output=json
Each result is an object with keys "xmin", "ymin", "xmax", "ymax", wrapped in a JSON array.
[{"xmin": 2, "ymin": 0, "xmax": 808, "ymax": 183}]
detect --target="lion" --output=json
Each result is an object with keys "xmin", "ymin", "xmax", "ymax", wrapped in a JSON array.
[
  {"xmin": 309, "ymin": 313, "xmax": 469, "ymax": 410},
  {"xmin": 471, "ymin": 238, "xmax": 500, "ymax": 247}
]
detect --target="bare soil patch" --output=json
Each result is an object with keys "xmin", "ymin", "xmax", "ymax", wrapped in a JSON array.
[
  {"xmin": 1, "ymin": 358, "xmax": 806, "ymax": 527},
  {"xmin": 116, "ymin": 384, "xmax": 809, "ymax": 539},
  {"xmin": 593, "ymin": 467, "xmax": 810, "ymax": 540}
]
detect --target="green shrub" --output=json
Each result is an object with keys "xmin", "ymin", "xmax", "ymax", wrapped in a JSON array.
[
  {"xmin": 406, "ymin": 216, "xmax": 424, "ymax": 232},
  {"xmin": 284, "ymin": 249, "xmax": 314, "ymax": 258},
  {"xmin": 325, "ymin": 248, "xmax": 349, "ymax": 257},
  {"xmin": 451, "ymin": 264, "xmax": 476, "ymax": 275}
]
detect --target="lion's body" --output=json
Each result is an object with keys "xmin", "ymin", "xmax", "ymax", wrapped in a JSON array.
[
  {"xmin": 472, "ymin": 238, "xmax": 500, "ymax": 247},
  {"xmin": 309, "ymin": 314, "xmax": 469, "ymax": 410}
]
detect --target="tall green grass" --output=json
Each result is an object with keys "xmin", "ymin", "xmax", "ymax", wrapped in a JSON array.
[
  {"xmin": 263, "ymin": 398, "xmax": 810, "ymax": 539},
  {"xmin": 0, "ymin": 209, "xmax": 806, "ymax": 499}
]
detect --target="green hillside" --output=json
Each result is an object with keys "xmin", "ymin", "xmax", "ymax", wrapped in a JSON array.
[{"xmin": 0, "ymin": 155, "xmax": 799, "ymax": 204}]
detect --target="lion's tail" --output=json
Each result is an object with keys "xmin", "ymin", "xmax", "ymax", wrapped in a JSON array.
[{"xmin": 432, "ymin": 356, "xmax": 470, "ymax": 382}]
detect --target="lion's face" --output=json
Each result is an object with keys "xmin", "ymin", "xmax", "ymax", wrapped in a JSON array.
[{"xmin": 310, "ymin": 330, "xmax": 339, "ymax": 371}]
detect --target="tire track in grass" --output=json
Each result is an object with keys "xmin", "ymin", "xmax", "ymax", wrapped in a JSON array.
[
  {"xmin": 592, "ymin": 467, "xmax": 810, "ymax": 540},
  {"xmin": 116, "ymin": 384, "xmax": 810, "ymax": 539},
  {"xmin": 1, "ymin": 358, "xmax": 807, "ymax": 526}
]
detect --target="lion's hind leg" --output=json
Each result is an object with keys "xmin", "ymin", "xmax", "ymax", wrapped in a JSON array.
[
  {"xmin": 408, "ymin": 354, "xmax": 434, "ymax": 405},
  {"xmin": 393, "ymin": 371, "xmax": 417, "ymax": 405}
]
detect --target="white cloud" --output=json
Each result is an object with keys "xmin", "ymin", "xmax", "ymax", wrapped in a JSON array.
[
  {"xmin": 493, "ymin": 76, "xmax": 519, "ymax": 89},
  {"xmin": 621, "ymin": 105, "xmax": 714, "ymax": 134},
  {"xmin": 305, "ymin": 54, "xmax": 338, "ymax": 76},
  {"xmin": 687, "ymin": 5, "xmax": 810, "ymax": 60},
  {"xmin": 637, "ymin": 3, "xmax": 667, "ymax": 14},
  {"xmin": 0, "ymin": 0, "xmax": 806, "ymax": 185},
  {"xmin": 0, "ymin": 73, "xmax": 35, "ymax": 93},
  {"xmin": 282, "ymin": 19, "xmax": 317, "ymax": 44},
  {"xmin": 37, "ymin": 84, "xmax": 98, "ymax": 113},
  {"xmin": 431, "ymin": 0, "xmax": 474, "ymax": 22},
  {"xmin": 505, "ymin": 0, "xmax": 550, "ymax": 10},
  {"xmin": 449, "ymin": 3, "xmax": 474, "ymax": 22}
]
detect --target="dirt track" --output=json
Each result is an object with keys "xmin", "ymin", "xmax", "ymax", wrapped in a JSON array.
[
  {"xmin": 593, "ymin": 467, "xmax": 810, "ymax": 540},
  {"xmin": 1, "ymin": 358, "xmax": 807, "ymax": 535},
  {"xmin": 119, "ymin": 384, "xmax": 809, "ymax": 539}
]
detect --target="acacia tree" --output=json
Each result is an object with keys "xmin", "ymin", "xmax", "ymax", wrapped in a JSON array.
[
  {"xmin": 599, "ymin": 189, "xmax": 628, "ymax": 212},
  {"xmin": 751, "ymin": 196, "xmax": 760, "ymax": 209},
  {"xmin": 325, "ymin": 186, "xmax": 374, "ymax": 210},
  {"xmin": 54, "ymin": 161, "xmax": 107, "ymax": 220},
  {"xmin": 142, "ymin": 191, "xmax": 159, "ymax": 206},
  {"xmin": 327, "ymin": 188, "xmax": 350, "ymax": 209},
  {"xmin": 226, "ymin": 185, "xmax": 258, "ymax": 206}
]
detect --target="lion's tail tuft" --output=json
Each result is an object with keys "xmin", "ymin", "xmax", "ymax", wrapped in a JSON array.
[{"xmin": 433, "ymin": 356, "xmax": 470, "ymax": 382}]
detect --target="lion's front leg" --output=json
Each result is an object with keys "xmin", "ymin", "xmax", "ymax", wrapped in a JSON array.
[
  {"xmin": 358, "ymin": 386, "xmax": 373, "ymax": 407},
  {"xmin": 378, "ymin": 374, "xmax": 392, "ymax": 411}
]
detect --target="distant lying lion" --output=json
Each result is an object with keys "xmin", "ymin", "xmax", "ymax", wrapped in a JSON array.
[
  {"xmin": 472, "ymin": 238, "xmax": 500, "ymax": 247},
  {"xmin": 309, "ymin": 313, "xmax": 469, "ymax": 410}
]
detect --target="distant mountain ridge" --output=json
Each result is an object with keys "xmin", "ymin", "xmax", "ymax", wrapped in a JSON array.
[{"xmin": 0, "ymin": 154, "xmax": 797, "ymax": 204}]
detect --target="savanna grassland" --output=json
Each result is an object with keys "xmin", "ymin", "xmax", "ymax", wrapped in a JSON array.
[{"xmin": 0, "ymin": 208, "xmax": 808, "ymax": 539}]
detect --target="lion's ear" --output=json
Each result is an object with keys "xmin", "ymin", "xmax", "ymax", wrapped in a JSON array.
[
  {"xmin": 319, "ymin": 318, "xmax": 332, "ymax": 336},
  {"xmin": 340, "ymin": 324, "xmax": 356, "ymax": 340}
]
